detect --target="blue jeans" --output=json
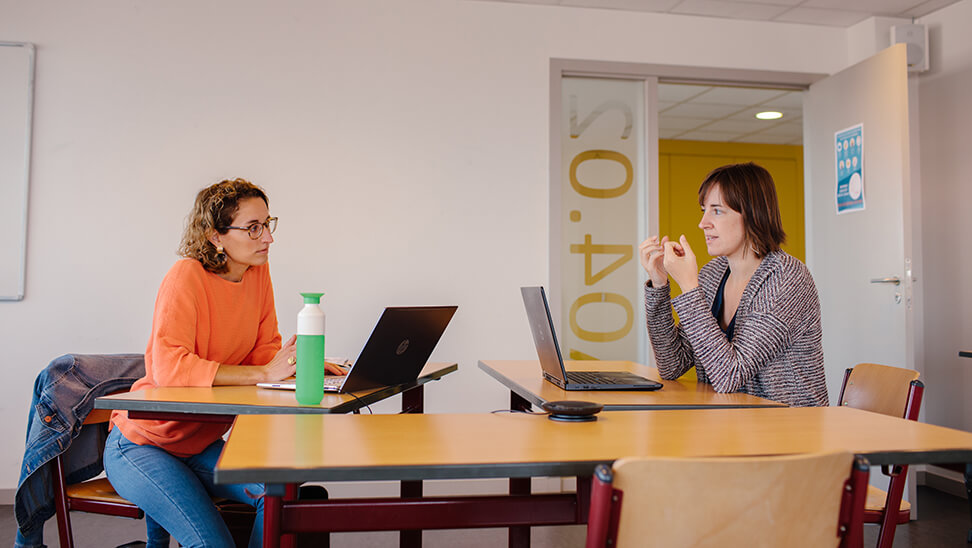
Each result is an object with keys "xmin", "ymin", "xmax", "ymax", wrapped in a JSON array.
[{"xmin": 104, "ymin": 428, "xmax": 264, "ymax": 548}]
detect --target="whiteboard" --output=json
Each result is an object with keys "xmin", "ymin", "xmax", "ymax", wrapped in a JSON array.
[{"xmin": 0, "ymin": 42, "xmax": 34, "ymax": 301}]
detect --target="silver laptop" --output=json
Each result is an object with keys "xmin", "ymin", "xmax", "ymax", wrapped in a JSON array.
[
  {"xmin": 259, "ymin": 305, "xmax": 457, "ymax": 393},
  {"xmin": 521, "ymin": 286, "xmax": 662, "ymax": 391}
]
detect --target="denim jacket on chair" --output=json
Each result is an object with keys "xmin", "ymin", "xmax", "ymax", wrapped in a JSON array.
[{"xmin": 14, "ymin": 353, "xmax": 145, "ymax": 542}]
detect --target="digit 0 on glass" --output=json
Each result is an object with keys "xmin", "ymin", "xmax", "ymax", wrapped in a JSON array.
[{"xmin": 559, "ymin": 78, "xmax": 643, "ymax": 361}]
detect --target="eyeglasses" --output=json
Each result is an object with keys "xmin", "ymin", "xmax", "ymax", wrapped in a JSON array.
[{"xmin": 223, "ymin": 217, "xmax": 278, "ymax": 240}]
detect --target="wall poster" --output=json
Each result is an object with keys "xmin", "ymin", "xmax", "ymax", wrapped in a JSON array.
[{"xmin": 835, "ymin": 123, "xmax": 864, "ymax": 214}]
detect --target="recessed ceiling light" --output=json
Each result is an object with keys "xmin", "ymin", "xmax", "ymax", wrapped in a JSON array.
[{"xmin": 756, "ymin": 111, "xmax": 783, "ymax": 120}]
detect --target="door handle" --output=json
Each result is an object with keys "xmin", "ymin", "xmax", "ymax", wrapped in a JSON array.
[{"xmin": 870, "ymin": 277, "xmax": 901, "ymax": 286}]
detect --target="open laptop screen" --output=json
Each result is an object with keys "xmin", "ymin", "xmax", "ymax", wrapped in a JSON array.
[{"xmin": 520, "ymin": 286, "xmax": 569, "ymax": 382}]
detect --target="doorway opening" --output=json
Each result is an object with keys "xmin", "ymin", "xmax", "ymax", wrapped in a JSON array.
[{"xmin": 657, "ymin": 82, "xmax": 806, "ymax": 288}]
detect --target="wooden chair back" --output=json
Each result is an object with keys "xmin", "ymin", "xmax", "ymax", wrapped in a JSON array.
[
  {"xmin": 839, "ymin": 363, "xmax": 920, "ymax": 418},
  {"xmin": 837, "ymin": 362, "xmax": 924, "ymax": 548},
  {"xmin": 586, "ymin": 451, "xmax": 868, "ymax": 548}
]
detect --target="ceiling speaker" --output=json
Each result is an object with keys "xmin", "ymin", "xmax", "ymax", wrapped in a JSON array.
[{"xmin": 891, "ymin": 24, "xmax": 928, "ymax": 73}]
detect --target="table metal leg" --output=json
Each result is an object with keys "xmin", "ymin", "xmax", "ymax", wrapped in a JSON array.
[
  {"xmin": 402, "ymin": 384, "xmax": 424, "ymax": 414},
  {"xmin": 575, "ymin": 476, "xmax": 592, "ymax": 524},
  {"xmin": 509, "ymin": 391, "xmax": 534, "ymax": 547},
  {"xmin": 401, "ymin": 385, "xmax": 425, "ymax": 548},
  {"xmin": 280, "ymin": 485, "xmax": 299, "ymax": 548},
  {"xmin": 264, "ymin": 484, "xmax": 285, "ymax": 548},
  {"xmin": 400, "ymin": 479, "xmax": 424, "ymax": 548},
  {"xmin": 509, "ymin": 477, "xmax": 532, "ymax": 548},
  {"xmin": 511, "ymin": 391, "xmax": 531, "ymax": 413}
]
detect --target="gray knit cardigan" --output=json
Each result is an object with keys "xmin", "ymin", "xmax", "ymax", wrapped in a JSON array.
[{"xmin": 645, "ymin": 250, "xmax": 828, "ymax": 407}]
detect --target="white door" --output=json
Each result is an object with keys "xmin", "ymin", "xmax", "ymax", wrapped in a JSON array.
[
  {"xmin": 804, "ymin": 44, "xmax": 917, "ymax": 507},
  {"xmin": 805, "ymin": 43, "xmax": 916, "ymax": 400}
]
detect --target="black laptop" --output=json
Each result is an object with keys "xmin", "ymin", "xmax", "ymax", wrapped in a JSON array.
[
  {"xmin": 259, "ymin": 305, "xmax": 457, "ymax": 393},
  {"xmin": 521, "ymin": 286, "xmax": 661, "ymax": 391}
]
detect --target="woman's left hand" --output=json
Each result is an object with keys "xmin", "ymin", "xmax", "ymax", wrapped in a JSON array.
[
  {"xmin": 324, "ymin": 360, "xmax": 349, "ymax": 376},
  {"xmin": 663, "ymin": 235, "xmax": 700, "ymax": 291}
]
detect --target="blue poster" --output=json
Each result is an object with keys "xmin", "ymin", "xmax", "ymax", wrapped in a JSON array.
[{"xmin": 835, "ymin": 124, "xmax": 864, "ymax": 214}]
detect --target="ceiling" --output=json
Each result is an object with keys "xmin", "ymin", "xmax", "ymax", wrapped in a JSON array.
[
  {"xmin": 481, "ymin": 0, "xmax": 962, "ymax": 144},
  {"xmin": 659, "ymin": 83, "xmax": 803, "ymax": 144},
  {"xmin": 479, "ymin": 0, "xmax": 961, "ymax": 27}
]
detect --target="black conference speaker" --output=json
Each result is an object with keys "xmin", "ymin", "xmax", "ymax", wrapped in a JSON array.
[{"xmin": 541, "ymin": 400, "xmax": 604, "ymax": 422}]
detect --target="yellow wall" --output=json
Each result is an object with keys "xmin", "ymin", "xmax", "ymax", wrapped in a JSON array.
[{"xmin": 658, "ymin": 139, "xmax": 805, "ymax": 297}]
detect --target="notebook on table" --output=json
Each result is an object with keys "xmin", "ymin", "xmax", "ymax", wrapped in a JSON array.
[
  {"xmin": 520, "ymin": 286, "xmax": 662, "ymax": 391},
  {"xmin": 258, "ymin": 305, "xmax": 457, "ymax": 394}
]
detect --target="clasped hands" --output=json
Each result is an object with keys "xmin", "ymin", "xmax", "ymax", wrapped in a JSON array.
[{"xmin": 638, "ymin": 235, "xmax": 700, "ymax": 292}]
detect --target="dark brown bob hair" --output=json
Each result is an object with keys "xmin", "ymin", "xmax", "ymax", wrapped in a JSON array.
[
  {"xmin": 178, "ymin": 178, "xmax": 269, "ymax": 273},
  {"xmin": 697, "ymin": 162, "xmax": 786, "ymax": 258}
]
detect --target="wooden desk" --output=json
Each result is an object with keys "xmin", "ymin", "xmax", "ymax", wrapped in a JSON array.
[
  {"xmin": 478, "ymin": 359, "xmax": 784, "ymax": 544},
  {"xmin": 96, "ymin": 362, "xmax": 456, "ymax": 548},
  {"xmin": 217, "ymin": 407, "xmax": 972, "ymax": 548},
  {"xmin": 95, "ymin": 362, "xmax": 457, "ymax": 421},
  {"xmin": 478, "ymin": 359, "xmax": 785, "ymax": 411}
]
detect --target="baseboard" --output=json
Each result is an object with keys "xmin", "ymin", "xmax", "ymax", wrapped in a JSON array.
[
  {"xmin": 918, "ymin": 465, "xmax": 968, "ymax": 499},
  {"xmin": 0, "ymin": 488, "xmax": 14, "ymax": 505}
]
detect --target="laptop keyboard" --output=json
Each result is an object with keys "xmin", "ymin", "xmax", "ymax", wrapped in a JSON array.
[
  {"xmin": 566, "ymin": 371, "xmax": 620, "ymax": 385},
  {"xmin": 323, "ymin": 376, "xmax": 344, "ymax": 387}
]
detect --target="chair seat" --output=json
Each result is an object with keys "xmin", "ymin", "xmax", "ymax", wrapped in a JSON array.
[
  {"xmin": 66, "ymin": 478, "xmax": 137, "ymax": 506},
  {"xmin": 865, "ymin": 485, "xmax": 910, "ymax": 524}
]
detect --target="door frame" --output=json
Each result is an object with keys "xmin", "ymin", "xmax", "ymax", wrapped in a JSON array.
[{"xmin": 549, "ymin": 59, "xmax": 826, "ymax": 364}]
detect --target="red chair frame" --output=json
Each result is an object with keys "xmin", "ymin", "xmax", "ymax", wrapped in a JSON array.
[
  {"xmin": 838, "ymin": 367, "xmax": 924, "ymax": 548},
  {"xmin": 51, "ymin": 411, "xmax": 144, "ymax": 548}
]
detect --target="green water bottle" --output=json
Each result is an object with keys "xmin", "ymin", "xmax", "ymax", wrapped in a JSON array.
[{"xmin": 296, "ymin": 292, "xmax": 326, "ymax": 405}]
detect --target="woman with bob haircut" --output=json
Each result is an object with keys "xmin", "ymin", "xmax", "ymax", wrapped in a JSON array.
[
  {"xmin": 639, "ymin": 162, "xmax": 827, "ymax": 407},
  {"xmin": 104, "ymin": 178, "xmax": 343, "ymax": 548}
]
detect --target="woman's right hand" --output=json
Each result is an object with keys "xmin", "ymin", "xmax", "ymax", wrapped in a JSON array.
[
  {"xmin": 263, "ymin": 334, "xmax": 297, "ymax": 382},
  {"xmin": 639, "ymin": 236, "xmax": 670, "ymax": 287}
]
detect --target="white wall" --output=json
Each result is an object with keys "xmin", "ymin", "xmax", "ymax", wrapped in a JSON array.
[
  {"xmin": 0, "ymin": 0, "xmax": 854, "ymax": 495},
  {"xmin": 916, "ymin": 0, "xmax": 972, "ymax": 432}
]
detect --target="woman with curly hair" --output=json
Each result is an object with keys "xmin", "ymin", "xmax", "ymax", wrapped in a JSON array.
[{"xmin": 104, "ymin": 178, "xmax": 342, "ymax": 547}]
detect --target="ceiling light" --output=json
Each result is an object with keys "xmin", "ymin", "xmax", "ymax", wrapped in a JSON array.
[{"xmin": 756, "ymin": 111, "xmax": 783, "ymax": 120}]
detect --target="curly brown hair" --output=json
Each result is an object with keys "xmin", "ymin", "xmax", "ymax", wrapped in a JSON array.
[{"xmin": 178, "ymin": 178, "xmax": 269, "ymax": 273}]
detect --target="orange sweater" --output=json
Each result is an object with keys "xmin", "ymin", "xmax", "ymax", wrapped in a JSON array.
[{"xmin": 112, "ymin": 258, "xmax": 281, "ymax": 457}]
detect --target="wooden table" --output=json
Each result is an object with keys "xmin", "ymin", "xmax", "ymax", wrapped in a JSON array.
[
  {"xmin": 478, "ymin": 359, "xmax": 785, "ymax": 411},
  {"xmin": 216, "ymin": 406, "xmax": 972, "ymax": 548},
  {"xmin": 478, "ymin": 359, "xmax": 784, "ymax": 544},
  {"xmin": 96, "ymin": 362, "xmax": 456, "ymax": 548},
  {"xmin": 95, "ymin": 362, "xmax": 457, "ymax": 421}
]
